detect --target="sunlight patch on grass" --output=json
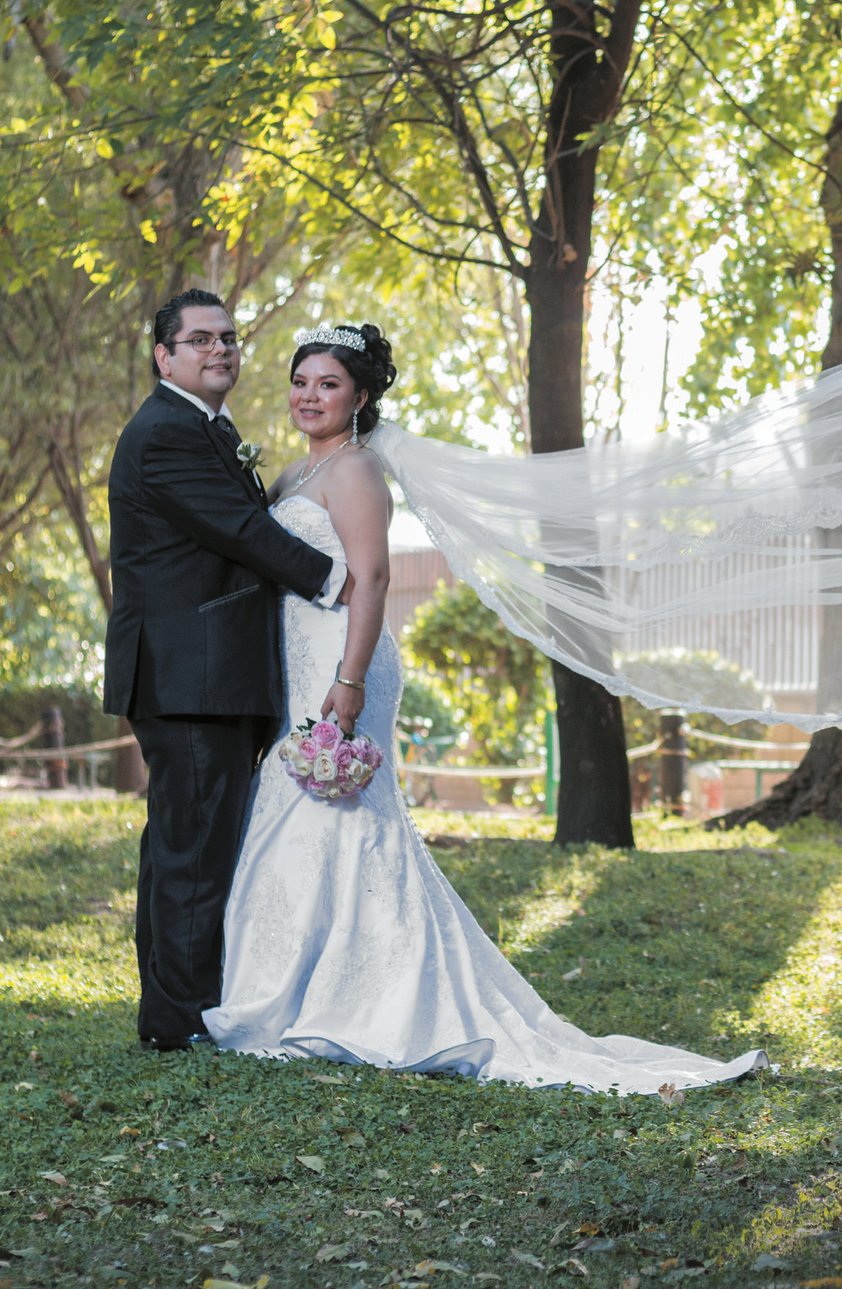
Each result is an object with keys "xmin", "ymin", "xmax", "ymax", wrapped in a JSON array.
[
  {"xmin": 0, "ymin": 944, "xmax": 136, "ymax": 1005},
  {"xmin": 722, "ymin": 875, "xmax": 842, "ymax": 1069},
  {"xmin": 716, "ymin": 1168, "xmax": 842, "ymax": 1265}
]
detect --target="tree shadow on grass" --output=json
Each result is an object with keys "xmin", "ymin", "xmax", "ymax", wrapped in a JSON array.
[{"xmin": 431, "ymin": 818, "xmax": 842, "ymax": 1069}]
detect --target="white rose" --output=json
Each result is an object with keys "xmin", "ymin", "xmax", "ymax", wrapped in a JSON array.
[
  {"xmin": 312, "ymin": 750, "xmax": 337, "ymax": 783},
  {"xmin": 346, "ymin": 758, "xmax": 365, "ymax": 784}
]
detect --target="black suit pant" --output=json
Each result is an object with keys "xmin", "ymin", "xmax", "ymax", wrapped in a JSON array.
[{"xmin": 130, "ymin": 714, "xmax": 271, "ymax": 1040}]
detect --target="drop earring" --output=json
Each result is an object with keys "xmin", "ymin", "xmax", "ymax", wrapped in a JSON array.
[{"xmin": 351, "ymin": 408, "xmax": 359, "ymax": 444}]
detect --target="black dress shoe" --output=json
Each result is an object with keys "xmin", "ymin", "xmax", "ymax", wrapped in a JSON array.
[{"xmin": 139, "ymin": 1033, "xmax": 215, "ymax": 1052}]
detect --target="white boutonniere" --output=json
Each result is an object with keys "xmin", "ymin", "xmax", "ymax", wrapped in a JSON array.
[{"xmin": 236, "ymin": 442, "xmax": 265, "ymax": 471}]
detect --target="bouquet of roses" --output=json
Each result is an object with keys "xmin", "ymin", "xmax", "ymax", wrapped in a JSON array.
[{"xmin": 278, "ymin": 717, "xmax": 384, "ymax": 800}]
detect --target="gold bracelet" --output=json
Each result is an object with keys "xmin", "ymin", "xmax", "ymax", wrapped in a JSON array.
[{"xmin": 335, "ymin": 662, "xmax": 365, "ymax": 691}]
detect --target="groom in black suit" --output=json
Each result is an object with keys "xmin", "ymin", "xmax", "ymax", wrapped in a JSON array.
[{"xmin": 104, "ymin": 288, "xmax": 343, "ymax": 1051}]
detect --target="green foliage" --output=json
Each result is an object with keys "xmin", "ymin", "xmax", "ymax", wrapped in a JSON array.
[
  {"xmin": 404, "ymin": 581, "xmax": 551, "ymax": 802},
  {"xmin": 621, "ymin": 650, "xmax": 768, "ymax": 753},
  {"xmin": 595, "ymin": 0, "xmax": 841, "ymax": 418},
  {"xmin": 1, "ymin": 800, "xmax": 842, "ymax": 1286},
  {"xmin": 1, "ymin": 527, "xmax": 108, "ymax": 690},
  {"xmin": 398, "ymin": 673, "xmax": 459, "ymax": 746}
]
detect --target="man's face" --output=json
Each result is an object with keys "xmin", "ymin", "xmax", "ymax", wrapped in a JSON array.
[{"xmin": 155, "ymin": 305, "xmax": 241, "ymax": 411}]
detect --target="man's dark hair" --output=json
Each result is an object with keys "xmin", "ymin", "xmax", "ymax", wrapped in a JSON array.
[{"xmin": 151, "ymin": 288, "xmax": 227, "ymax": 377}]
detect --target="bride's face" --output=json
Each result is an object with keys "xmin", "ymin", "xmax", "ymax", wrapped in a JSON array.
[{"xmin": 289, "ymin": 353, "xmax": 366, "ymax": 441}]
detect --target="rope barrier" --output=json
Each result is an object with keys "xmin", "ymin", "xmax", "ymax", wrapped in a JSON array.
[
  {"xmin": 0, "ymin": 734, "xmax": 137, "ymax": 761},
  {"xmin": 0, "ymin": 720, "xmax": 46, "ymax": 751},
  {"xmin": 627, "ymin": 737, "xmax": 663, "ymax": 761},
  {"xmin": 685, "ymin": 726, "xmax": 808, "ymax": 752},
  {"xmin": 400, "ymin": 761, "xmax": 543, "ymax": 780},
  {"xmin": 0, "ymin": 722, "xmax": 808, "ymax": 787}
]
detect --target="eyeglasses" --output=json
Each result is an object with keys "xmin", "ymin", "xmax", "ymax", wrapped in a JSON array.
[{"xmin": 171, "ymin": 333, "xmax": 242, "ymax": 352}]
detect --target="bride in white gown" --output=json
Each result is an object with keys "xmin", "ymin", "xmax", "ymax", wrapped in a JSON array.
[{"xmin": 202, "ymin": 322, "xmax": 769, "ymax": 1095}]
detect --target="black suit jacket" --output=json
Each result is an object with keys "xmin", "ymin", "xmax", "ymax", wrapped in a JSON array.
[{"xmin": 104, "ymin": 383, "xmax": 333, "ymax": 718}]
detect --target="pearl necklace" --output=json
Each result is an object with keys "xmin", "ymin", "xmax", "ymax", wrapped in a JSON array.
[{"xmin": 291, "ymin": 437, "xmax": 353, "ymax": 492}]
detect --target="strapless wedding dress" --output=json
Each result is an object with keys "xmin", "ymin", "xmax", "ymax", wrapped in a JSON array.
[{"xmin": 203, "ymin": 496, "xmax": 769, "ymax": 1094}]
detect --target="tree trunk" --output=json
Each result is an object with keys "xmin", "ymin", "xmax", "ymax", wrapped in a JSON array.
[
  {"xmin": 712, "ymin": 98, "xmax": 842, "ymax": 831},
  {"xmin": 520, "ymin": 7, "xmax": 634, "ymax": 845},
  {"xmin": 115, "ymin": 715, "xmax": 147, "ymax": 794},
  {"xmin": 550, "ymin": 662, "xmax": 634, "ymax": 845},
  {"xmin": 528, "ymin": 252, "xmax": 634, "ymax": 845}
]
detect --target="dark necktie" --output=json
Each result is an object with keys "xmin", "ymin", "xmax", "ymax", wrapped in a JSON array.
[{"xmin": 215, "ymin": 413, "xmax": 239, "ymax": 444}]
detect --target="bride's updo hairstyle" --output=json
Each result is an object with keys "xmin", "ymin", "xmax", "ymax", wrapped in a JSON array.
[{"xmin": 290, "ymin": 323, "xmax": 397, "ymax": 436}]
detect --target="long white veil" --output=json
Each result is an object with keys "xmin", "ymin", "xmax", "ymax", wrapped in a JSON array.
[{"xmin": 371, "ymin": 365, "xmax": 842, "ymax": 732}]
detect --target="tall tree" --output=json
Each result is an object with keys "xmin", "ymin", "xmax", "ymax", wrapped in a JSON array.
[
  {"xmin": 212, "ymin": 0, "xmax": 646, "ymax": 844},
  {"xmin": 712, "ymin": 94, "xmax": 842, "ymax": 829}
]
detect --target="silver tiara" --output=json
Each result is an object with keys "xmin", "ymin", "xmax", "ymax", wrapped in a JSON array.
[{"xmin": 295, "ymin": 324, "xmax": 366, "ymax": 352}]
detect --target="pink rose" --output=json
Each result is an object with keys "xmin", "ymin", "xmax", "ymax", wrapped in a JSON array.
[
  {"xmin": 311, "ymin": 720, "xmax": 343, "ymax": 750},
  {"xmin": 299, "ymin": 737, "xmax": 317, "ymax": 760},
  {"xmin": 333, "ymin": 741, "xmax": 353, "ymax": 769}
]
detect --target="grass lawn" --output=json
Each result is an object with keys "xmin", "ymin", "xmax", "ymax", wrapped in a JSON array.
[{"xmin": 1, "ymin": 798, "xmax": 841, "ymax": 1289}]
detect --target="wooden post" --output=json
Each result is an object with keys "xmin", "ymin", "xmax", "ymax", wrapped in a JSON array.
[
  {"xmin": 544, "ymin": 708, "xmax": 559, "ymax": 815},
  {"xmin": 41, "ymin": 707, "xmax": 68, "ymax": 790},
  {"xmin": 659, "ymin": 709, "xmax": 687, "ymax": 815}
]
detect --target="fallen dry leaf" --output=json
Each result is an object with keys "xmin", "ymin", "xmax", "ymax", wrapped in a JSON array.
[
  {"xmin": 337, "ymin": 1129, "xmax": 366, "ymax": 1148},
  {"xmin": 202, "ymin": 1278, "xmax": 269, "ymax": 1289},
  {"xmin": 511, "ymin": 1250, "xmax": 545, "ymax": 1270},
  {"xmin": 558, "ymin": 1257, "xmax": 589, "ymax": 1277},
  {"xmin": 295, "ymin": 1154, "xmax": 325, "ymax": 1173},
  {"xmin": 315, "ymin": 1241, "xmax": 354, "ymax": 1263},
  {"xmin": 415, "ymin": 1260, "xmax": 467, "ymax": 1276}
]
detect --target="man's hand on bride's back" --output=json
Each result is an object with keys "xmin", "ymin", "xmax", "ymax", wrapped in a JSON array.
[
  {"xmin": 338, "ymin": 570, "xmax": 355, "ymax": 605},
  {"xmin": 321, "ymin": 682, "xmax": 364, "ymax": 734}
]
